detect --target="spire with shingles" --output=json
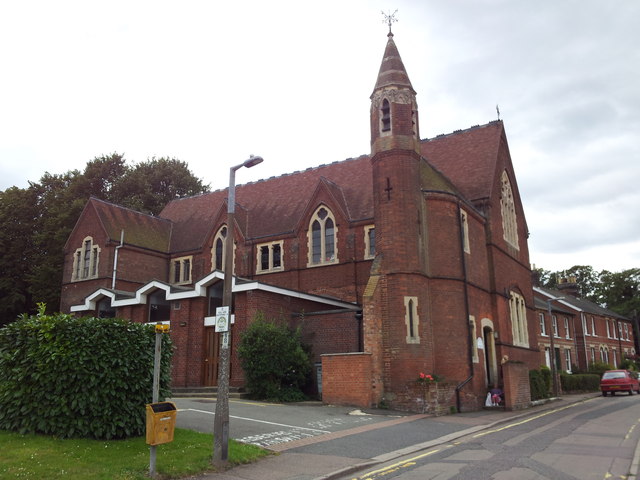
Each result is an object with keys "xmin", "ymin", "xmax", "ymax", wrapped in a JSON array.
[{"xmin": 371, "ymin": 32, "xmax": 415, "ymax": 96}]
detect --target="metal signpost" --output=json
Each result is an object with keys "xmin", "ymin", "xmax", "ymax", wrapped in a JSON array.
[{"xmin": 149, "ymin": 323, "xmax": 167, "ymax": 477}]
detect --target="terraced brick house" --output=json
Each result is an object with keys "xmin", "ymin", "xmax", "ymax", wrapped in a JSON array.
[{"xmin": 535, "ymin": 281, "xmax": 635, "ymax": 375}]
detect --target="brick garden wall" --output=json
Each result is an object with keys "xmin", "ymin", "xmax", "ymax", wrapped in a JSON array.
[
  {"xmin": 393, "ymin": 381, "xmax": 457, "ymax": 415},
  {"xmin": 321, "ymin": 353, "xmax": 374, "ymax": 408},
  {"xmin": 503, "ymin": 361, "xmax": 531, "ymax": 410}
]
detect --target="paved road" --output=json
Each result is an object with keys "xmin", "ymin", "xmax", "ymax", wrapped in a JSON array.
[
  {"xmin": 172, "ymin": 397, "xmax": 416, "ymax": 449},
  {"xmin": 335, "ymin": 394, "xmax": 640, "ymax": 480}
]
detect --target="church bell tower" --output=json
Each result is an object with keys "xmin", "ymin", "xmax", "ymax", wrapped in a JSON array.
[{"xmin": 370, "ymin": 28, "xmax": 425, "ymax": 274}]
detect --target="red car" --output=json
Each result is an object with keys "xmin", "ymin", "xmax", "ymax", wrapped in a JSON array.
[{"xmin": 601, "ymin": 370, "xmax": 640, "ymax": 396}]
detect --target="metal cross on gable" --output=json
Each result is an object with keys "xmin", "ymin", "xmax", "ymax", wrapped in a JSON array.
[{"xmin": 382, "ymin": 9, "xmax": 398, "ymax": 34}]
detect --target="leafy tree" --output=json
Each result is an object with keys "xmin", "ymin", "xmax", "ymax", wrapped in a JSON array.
[
  {"xmin": 536, "ymin": 264, "xmax": 638, "ymax": 316},
  {"xmin": 0, "ymin": 187, "xmax": 39, "ymax": 325},
  {"xmin": 115, "ymin": 157, "xmax": 209, "ymax": 215},
  {"xmin": 0, "ymin": 154, "xmax": 209, "ymax": 324},
  {"xmin": 78, "ymin": 153, "xmax": 128, "ymax": 202},
  {"xmin": 238, "ymin": 312, "xmax": 311, "ymax": 402},
  {"xmin": 559, "ymin": 265, "xmax": 600, "ymax": 302},
  {"xmin": 596, "ymin": 268, "xmax": 640, "ymax": 318},
  {"xmin": 27, "ymin": 171, "xmax": 88, "ymax": 315},
  {"xmin": 532, "ymin": 266, "xmax": 554, "ymax": 288}
]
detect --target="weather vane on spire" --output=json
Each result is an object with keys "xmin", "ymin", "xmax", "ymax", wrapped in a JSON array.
[{"xmin": 382, "ymin": 9, "xmax": 398, "ymax": 35}]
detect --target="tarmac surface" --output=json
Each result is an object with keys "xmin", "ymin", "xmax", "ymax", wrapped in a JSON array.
[{"xmin": 176, "ymin": 393, "xmax": 640, "ymax": 480}]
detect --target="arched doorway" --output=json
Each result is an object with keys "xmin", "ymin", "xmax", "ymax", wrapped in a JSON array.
[{"xmin": 482, "ymin": 320, "xmax": 498, "ymax": 387}]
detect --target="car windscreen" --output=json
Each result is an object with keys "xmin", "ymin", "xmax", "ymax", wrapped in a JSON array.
[{"xmin": 602, "ymin": 372, "xmax": 626, "ymax": 379}]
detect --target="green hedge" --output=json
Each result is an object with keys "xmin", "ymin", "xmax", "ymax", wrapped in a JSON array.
[
  {"xmin": 529, "ymin": 367, "xmax": 550, "ymax": 400},
  {"xmin": 560, "ymin": 373, "xmax": 600, "ymax": 392},
  {"xmin": 0, "ymin": 309, "xmax": 171, "ymax": 439}
]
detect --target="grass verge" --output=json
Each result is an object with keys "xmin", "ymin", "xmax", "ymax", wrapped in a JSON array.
[{"xmin": 0, "ymin": 428, "xmax": 270, "ymax": 479}]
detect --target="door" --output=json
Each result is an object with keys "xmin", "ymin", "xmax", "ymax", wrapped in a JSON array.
[
  {"xmin": 203, "ymin": 327, "xmax": 219, "ymax": 386},
  {"xmin": 544, "ymin": 347, "xmax": 551, "ymax": 368},
  {"xmin": 483, "ymin": 326, "xmax": 498, "ymax": 387}
]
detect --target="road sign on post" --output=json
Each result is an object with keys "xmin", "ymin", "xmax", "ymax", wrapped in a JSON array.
[{"xmin": 215, "ymin": 306, "xmax": 230, "ymax": 332}]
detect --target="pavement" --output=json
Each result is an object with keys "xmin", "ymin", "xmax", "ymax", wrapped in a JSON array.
[{"xmin": 179, "ymin": 392, "xmax": 636, "ymax": 480}]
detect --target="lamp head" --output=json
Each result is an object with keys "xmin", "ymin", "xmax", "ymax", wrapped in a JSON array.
[{"xmin": 243, "ymin": 155, "xmax": 264, "ymax": 169}]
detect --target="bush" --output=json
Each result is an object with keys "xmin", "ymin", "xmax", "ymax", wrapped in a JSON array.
[
  {"xmin": 529, "ymin": 368, "xmax": 550, "ymax": 400},
  {"xmin": 0, "ymin": 308, "xmax": 171, "ymax": 439},
  {"xmin": 560, "ymin": 373, "xmax": 600, "ymax": 392},
  {"xmin": 540, "ymin": 365, "xmax": 552, "ymax": 393},
  {"xmin": 619, "ymin": 358, "xmax": 637, "ymax": 371},
  {"xmin": 588, "ymin": 362, "xmax": 614, "ymax": 377},
  {"xmin": 238, "ymin": 312, "xmax": 311, "ymax": 402}
]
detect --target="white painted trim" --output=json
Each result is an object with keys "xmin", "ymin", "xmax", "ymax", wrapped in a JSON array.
[
  {"xmin": 533, "ymin": 286, "xmax": 583, "ymax": 312},
  {"xmin": 70, "ymin": 270, "xmax": 358, "ymax": 312}
]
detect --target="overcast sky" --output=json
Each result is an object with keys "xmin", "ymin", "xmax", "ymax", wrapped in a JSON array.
[{"xmin": 1, "ymin": 0, "xmax": 638, "ymax": 273}]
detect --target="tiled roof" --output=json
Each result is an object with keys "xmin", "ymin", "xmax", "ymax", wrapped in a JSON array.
[
  {"xmin": 421, "ymin": 121, "xmax": 504, "ymax": 203},
  {"xmin": 372, "ymin": 33, "xmax": 415, "ymax": 95},
  {"xmin": 82, "ymin": 122, "xmax": 506, "ymax": 255},
  {"xmin": 90, "ymin": 198, "xmax": 172, "ymax": 252},
  {"xmin": 157, "ymin": 122, "xmax": 507, "ymax": 253},
  {"xmin": 159, "ymin": 156, "xmax": 374, "ymax": 252},
  {"xmin": 533, "ymin": 296, "xmax": 575, "ymax": 315},
  {"xmin": 534, "ymin": 286, "xmax": 630, "ymax": 321}
]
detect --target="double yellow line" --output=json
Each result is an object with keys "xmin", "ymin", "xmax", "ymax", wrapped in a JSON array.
[{"xmin": 352, "ymin": 399, "xmax": 593, "ymax": 480}]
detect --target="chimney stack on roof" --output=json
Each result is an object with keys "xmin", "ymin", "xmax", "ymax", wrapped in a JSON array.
[{"xmin": 557, "ymin": 275, "xmax": 579, "ymax": 298}]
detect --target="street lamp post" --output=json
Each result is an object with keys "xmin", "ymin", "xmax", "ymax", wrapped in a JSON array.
[
  {"xmin": 546, "ymin": 296, "xmax": 564, "ymax": 398},
  {"xmin": 213, "ymin": 155, "xmax": 263, "ymax": 466}
]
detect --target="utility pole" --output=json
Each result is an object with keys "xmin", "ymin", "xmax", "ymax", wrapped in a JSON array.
[
  {"xmin": 547, "ymin": 296, "xmax": 564, "ymax": 397},
  {"xmin": 213, "ymin": 155, "xmax": 263, "ymax": 466}
]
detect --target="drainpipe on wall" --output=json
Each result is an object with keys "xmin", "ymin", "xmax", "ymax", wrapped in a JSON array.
[
  {"xmin": 582, "ymin": 313, "xmax": 589, "ymax": 368},
  {"xmin": 455, "ymin": 203, "xmax": 474, "ymax": 413},
  {"xmin": 571, "ymin": 316, "xmax": 579, "ymax": 372},
  {"xmin": 112, "ymin": 230, "xmax": 124, "ymax": 290},
  {"xmin": 617, "ymin": 319, "xmax": 623, "ymax": 365}
]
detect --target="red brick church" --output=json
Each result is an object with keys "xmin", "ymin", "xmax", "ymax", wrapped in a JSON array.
[{"xmin": 61, "ymin": 30, "xmax": 539, "ymax": 412}]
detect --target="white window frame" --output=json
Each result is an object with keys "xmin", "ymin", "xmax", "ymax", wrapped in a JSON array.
[
  {"xmin": 307, "ymin": 206, "xmax": 338, "ymax": 267},
  {"xmin": 256, "ymin": 240, "xmax": 284, "ymax": 274},
  {"xmin": 509, "ymin": 291, "xmax": 529, "ymax": 347},
  {"xmin": 582, "ymin": 314, "xmax": 589, "ymax": 336},
  {"xmin": 211, "ymin": 225, "xmax": 228, "ymax": 272},
  {"xmin": 71, "ymin": 236, "xmax": 101, "ymax": 282},
  {"xmin": 564, "ymin": 348, "xmax": 572, "ymax": 373},
  {"xmin": 470, "ymin": 316, "xmax": 479, "ymax": 363},
  {"xmin": 170, "ymin": 255, "xmax": 192, "ymax": 285},
  {"xmin": 404, "ymin": 296, "xmax": 420, "ymax": 344},
  {"xmin": 564, "ymin": 317, "xmax": 570, "ymax": 339},
  {"xmin": 539, "ymin": 312, "xmax": 547, "ymax": 336},
  {"xmin": 460, "ymin": 210, "xmax": 470, "ymax": 254},
  {"xmin": 624, "ymin": 323, "xmax": 630, "ymax": 341},
  {"xmin": 591, "ymin": 316, "xmax": 597, "ymax": 336},
  {"xmin": 552, "ymin": 314, "xmax": 559, "ymax": 338},
  {"xmin": 380, "ymin": 97, "xmax": 391, "ymax": 135},
  {"xmin": 500, "ymin": 171, "xmax": 519, "ymax": 250},
  {"xmin": 619, "ymin": 322, "xmax": 624, "ymax": 340},
  {"xmin": 364, "ymin": 224, "xmax": 375, "ymax": 260}
]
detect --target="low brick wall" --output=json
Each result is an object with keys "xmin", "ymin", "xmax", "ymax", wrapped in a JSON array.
[
  {"xmin": 321, "ymin": 353, "xmax": 374, "ymax": 408},
  {"xmin": 393, "ymin": 381, "xmax": 457, "ymax": 415},
  {"xmin": 503, "ymin": 361, "xmax": 531, "ymax": 410}
]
